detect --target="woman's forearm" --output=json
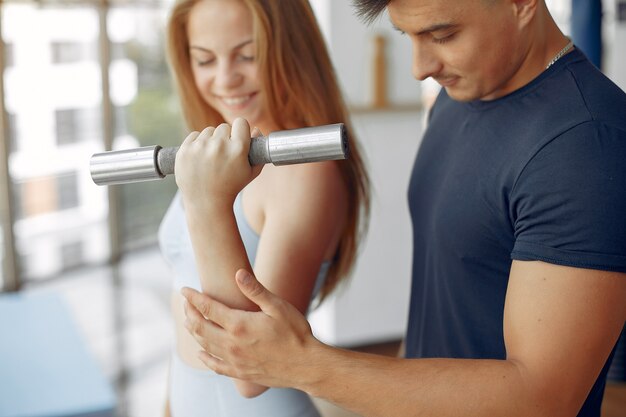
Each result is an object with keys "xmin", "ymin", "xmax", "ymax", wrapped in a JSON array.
[
  {"xmin": 184, "ymin": 201, "xmax": 267, "ymax": 396},
  {"xmin": 183, "ymin": 200, "xmax": 259, "ymax": 311}
]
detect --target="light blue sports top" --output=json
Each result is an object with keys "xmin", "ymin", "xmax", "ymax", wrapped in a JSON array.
[
  {"xmin": 159, "ymin": 191, "xmax": 328, "ymax": 417},
  {"xmin": 158, "ymin": 191, "xmax": 330, "ymax": 298}
]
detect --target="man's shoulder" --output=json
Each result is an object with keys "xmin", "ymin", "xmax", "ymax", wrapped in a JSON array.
[{"xmin": 563, "ymin": 57, "xmax": 626, "ymax": 127}]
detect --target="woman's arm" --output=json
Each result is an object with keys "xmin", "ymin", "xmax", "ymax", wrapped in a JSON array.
[
  {"xmin": 231, "ymin": 158, "xmax": 346, "ymax": 397},
  {"xmin": 176, "ymin": 120, "xmax": 261, "ymax": 311},
  {"xmin": 175, "ymin": 118, "xmax": 347, "ymax": 397}
]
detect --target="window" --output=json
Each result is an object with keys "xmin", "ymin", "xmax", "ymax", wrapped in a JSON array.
[
  {"xmin": 55, "ymin": 109, "xmax": 79, "ymax": 145},
  {"xmin": 11, "ymin": 181, "xmax": 23, "ymax": 220},
  {"xmin": 60, "ymin": 240, "xmax": 84, "ymax": 270},
  {"xmin": 114, "ymin": 105, "xmax": 128, "ymax": 138},
  {"xmin": 51, "ymin": 41, "xmax": 96, "ymax": 64},
  {"xmin": 2, "ymin": 0, "xmax": 181, "ymax": 285},
  {"xmin": 57, "ymin": 172, "xmax": 79, "ymax": 211},
  {"xmin": 7, "ymin": 113, "xmax": 18, "ymax": 153},
  {"xmin": 4, "ymin": 42, "xmax": 13, "ymax": 68},
  {"xmin": 18, "ymin": 176, "xmax": 58, "ymax": 218},
  {"xmin": 56, "ymin": 108, "xmax": 102, "ymax": 145},
  {"xmin": 12, "ymin": 172, "xmax": 78, "ymax": 220},
  {"xmin": 111, "ymin": 41, "xmax": 128, "ymax": 61}
]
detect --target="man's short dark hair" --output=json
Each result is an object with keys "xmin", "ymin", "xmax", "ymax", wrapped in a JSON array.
[{"xmin": 352, "ymin": 0, "xmax": 391, "ymax": 24}]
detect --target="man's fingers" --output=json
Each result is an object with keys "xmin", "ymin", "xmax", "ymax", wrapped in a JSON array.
[
  {"xmin": 235, "ymin": 269, "xmax": 279, "ymax": 316},
  {"xmin": 198, "ymin": 350, "xmax": 233, "ymax": 377},
  {"xmin": 181, "ymin": 287, "xmax": 233, "ymax": 329},
  {"xmin": 183, "ymin": 299, "xmax": 230, "ymax": 356}
]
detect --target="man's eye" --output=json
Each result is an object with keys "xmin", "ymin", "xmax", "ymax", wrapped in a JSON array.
[{"xmin": 432, "ymin": 33, "xmax": 455, "ymax": 44}]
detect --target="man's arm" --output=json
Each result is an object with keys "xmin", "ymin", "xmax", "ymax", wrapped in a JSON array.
[{"xmin": 183, "ymin": 261, "xmax": 626, "ymax": 417}]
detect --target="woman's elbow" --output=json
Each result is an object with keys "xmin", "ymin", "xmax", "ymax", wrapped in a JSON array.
[{"xmin": 234, "ymin": 380, "xmax": 269, "ymax": 398}]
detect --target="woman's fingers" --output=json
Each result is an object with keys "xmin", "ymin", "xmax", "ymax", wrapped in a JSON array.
[
  {"xmin": 175, "ymin": 119, "xmax": 258, "ymax": 203},
  {"xmin": 195, "ymin": 126, "xmax": 216, "ymax": 143},
  {"xmin": 212, "ymin": 122, "xmax": 232, "ymax": 142},
  {"xmin": 181, "ymin": 130, "xmax": 201, "ymax": 146},
  {"xmin": 231, "ymin": 117, "xmax": 251, "ymax": 144}
]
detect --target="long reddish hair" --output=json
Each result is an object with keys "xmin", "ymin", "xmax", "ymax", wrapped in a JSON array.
[{"xmin": 166, "ymin": 0, "xmax": 370, "ymax": 302}]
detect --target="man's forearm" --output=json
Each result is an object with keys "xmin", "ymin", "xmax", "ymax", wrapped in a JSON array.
[{"xmin": 298, "ymin": 343, "xmax": 573, "ymax": 417}]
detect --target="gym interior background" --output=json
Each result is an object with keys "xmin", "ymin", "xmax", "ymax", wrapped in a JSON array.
[{"xmin": 0, "ymin": 1, "xmax": 624, "ymax": 416}]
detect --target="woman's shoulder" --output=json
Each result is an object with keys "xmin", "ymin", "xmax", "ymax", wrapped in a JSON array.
[
  {"xmin": 267, "ymin": 160, "xmax": 345, "ymax": 198},
  {"xmin": 258, "ymin": 161, "xmax": 347, "ymax": 220}
]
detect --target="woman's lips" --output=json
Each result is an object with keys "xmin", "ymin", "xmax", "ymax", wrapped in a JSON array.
[{"xmin": 218, "ymin": 92, "xmax": 257, "ymax": 108}]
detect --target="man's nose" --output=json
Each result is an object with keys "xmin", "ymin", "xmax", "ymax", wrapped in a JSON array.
[{"xmin": 411, "ymin": 41, "xmax": 441, "ymax": 81}]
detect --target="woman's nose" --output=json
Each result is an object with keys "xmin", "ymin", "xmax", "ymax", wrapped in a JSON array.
[{"xmin": 214, "ymin": 61, "xmax": 243, "ymax": 89}]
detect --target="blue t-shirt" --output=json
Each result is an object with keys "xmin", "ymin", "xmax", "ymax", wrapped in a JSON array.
[{"xmin": 406, "ymin": 48, "xmax": 626, "ymax": 416}]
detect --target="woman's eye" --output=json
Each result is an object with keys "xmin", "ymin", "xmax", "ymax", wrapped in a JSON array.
[
  {"xmin": 238, "ymin": 54, "xmax": 255, "ymax": 62},
  {"xmin": 195, "ymin": 58, "xmax": 215, "ymax": 66}
]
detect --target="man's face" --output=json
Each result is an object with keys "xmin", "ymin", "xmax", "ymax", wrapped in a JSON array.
[{"xmin": 388, "ymin": 0, "xmax": 526, "ymax": 101}]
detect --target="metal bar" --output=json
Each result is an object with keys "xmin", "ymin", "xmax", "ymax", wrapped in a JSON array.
[
  {"xmin": 0, "ymin": 5, "xmax": 20, "ymax": 292},
  {"xmin": 89, "ymin": 123, "xmax": 349, "ymax": 186}
]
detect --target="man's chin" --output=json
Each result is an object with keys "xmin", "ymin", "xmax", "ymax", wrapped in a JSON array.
[{"xmin": 444, "ymin": 87, "xmax": 478, "ymax": 102}]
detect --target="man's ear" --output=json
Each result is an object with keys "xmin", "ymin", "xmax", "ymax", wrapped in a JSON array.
[{"xmin": 511, "ymin": 0, "xmax": 539, "ymax": 29}]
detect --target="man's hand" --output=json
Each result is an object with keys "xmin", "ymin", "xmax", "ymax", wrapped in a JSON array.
[{"xmin": 181, "ymin": 269, "xmax": 321, "ymax": 389}]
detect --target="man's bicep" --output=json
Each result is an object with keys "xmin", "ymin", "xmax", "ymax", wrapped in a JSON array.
[{"xmin": 503, "ymin": 260, "xmax": 626, "ymax": 412}]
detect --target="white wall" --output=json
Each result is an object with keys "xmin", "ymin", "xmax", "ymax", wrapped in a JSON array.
[
  {"xmin": 310, "ymin": 0, "xmax": 420, "ymax": 108},
  {"xmin": 308, "ymin": 1, "xmax": 423, "ymax": 346},
  {"xmin": 309, "ymin": 111, "xmax": 423, "ymax": 346}
]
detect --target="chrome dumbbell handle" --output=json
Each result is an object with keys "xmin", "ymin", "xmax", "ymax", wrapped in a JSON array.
[{"xmin": 90, "ymin": 123, "xmax": 348, "ymax": 186}]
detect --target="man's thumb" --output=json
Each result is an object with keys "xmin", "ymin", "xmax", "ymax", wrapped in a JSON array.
[{"xmin": 235, "ymin": 269, "xmax": 275, "ymax": 312}]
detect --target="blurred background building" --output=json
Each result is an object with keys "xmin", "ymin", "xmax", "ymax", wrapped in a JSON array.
[{"xmin": 1, "ymin": 0, "xmax": 183, "ymax": 286}]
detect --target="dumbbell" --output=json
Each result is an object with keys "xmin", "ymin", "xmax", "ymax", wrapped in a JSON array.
[{"xmin": 90, "ymin": 123, "xmax": 348, "ymax": 186}]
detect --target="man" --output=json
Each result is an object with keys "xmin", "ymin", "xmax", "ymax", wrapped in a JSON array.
[{"xmin": 181, "ymin": 0, "xmax": 626, "ymax": 415}]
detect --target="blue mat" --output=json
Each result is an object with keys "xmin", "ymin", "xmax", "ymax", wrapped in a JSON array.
[{"xmin": 0, "ymin": 291, "xmax": 116, "ymax": 417}]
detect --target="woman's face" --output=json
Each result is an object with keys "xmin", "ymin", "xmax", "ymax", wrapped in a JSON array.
[{"xmin": 187, "ymin": 0, "xmax": 267, "ymax": 128}]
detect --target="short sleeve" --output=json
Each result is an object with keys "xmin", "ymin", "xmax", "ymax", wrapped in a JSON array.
[{"xmin": 510, "ymin": 121, "xmax": 626, "ymax": 272}]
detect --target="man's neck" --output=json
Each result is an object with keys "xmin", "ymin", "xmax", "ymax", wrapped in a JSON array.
[{"xmin": 481, "ymin": 12, "xmax": 569, "ymax": 101}]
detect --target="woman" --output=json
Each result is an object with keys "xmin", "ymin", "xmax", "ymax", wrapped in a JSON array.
[{"xmin": 159, "ymin": 0, "xmax": 370, "ymax": 416}]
